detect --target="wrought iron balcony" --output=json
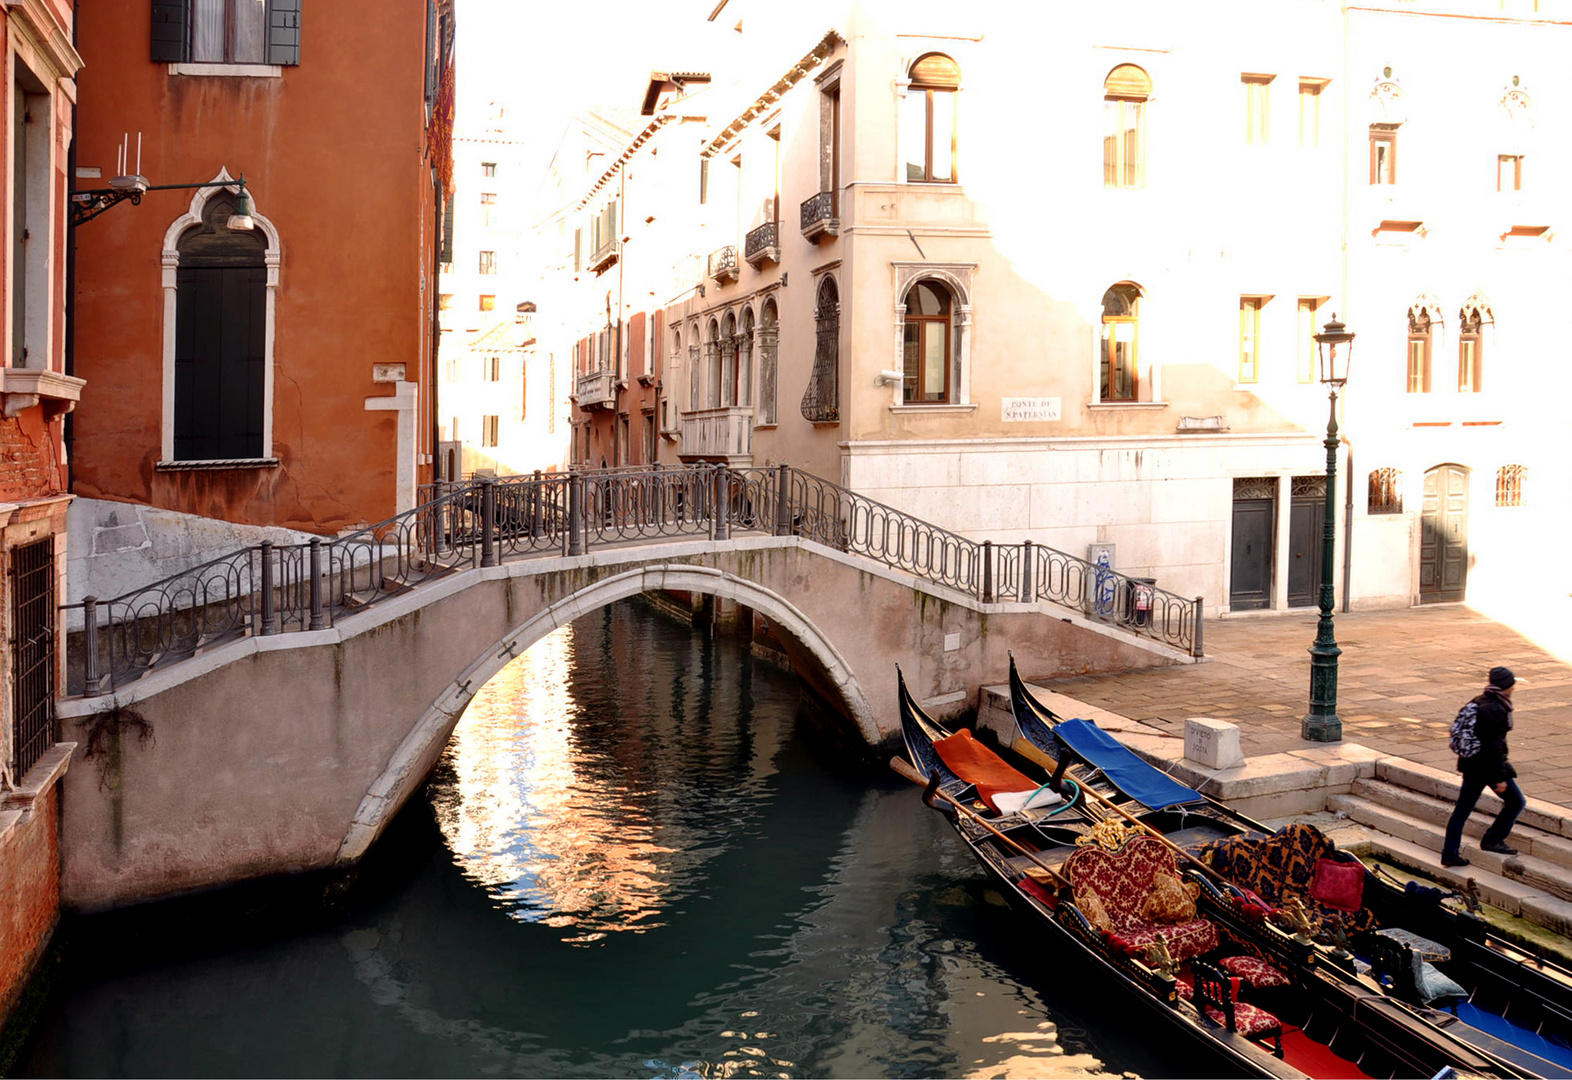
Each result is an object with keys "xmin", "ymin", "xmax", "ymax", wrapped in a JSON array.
[
  {"xmin": 574, "ymin": 370, "xmax": 616, "ymax": 410},
  {"xmin": 744, "ymin": 221, "xmax": 779, "ymax": 268},
  {"xmin": 587, "ymin": 237, "xmax": 619, "ymax": 274},
  {"xmin": 800, "ymin": 190, "xmax": 838, "ymax": 243},
  {"xmin": 708, "ymin": 245, "xmax": 739, "ymax": 285},
  {"xmin": 679, "ymin": 406, "xmax": 753, "ymax": 462}
]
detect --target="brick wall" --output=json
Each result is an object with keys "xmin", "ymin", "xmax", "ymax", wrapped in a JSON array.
[
  {"xmin": 0, "ymin": 782, "xmax": 61, "ymax": 1028},
  {"xmin": 0, "ymin": 414, "xmax": 65, "ymax": 505}
]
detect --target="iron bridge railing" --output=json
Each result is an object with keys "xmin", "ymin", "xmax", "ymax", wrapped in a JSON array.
[{"xmin": 63, "ymin": 464, "xmax": 1203, "ymax": 695}]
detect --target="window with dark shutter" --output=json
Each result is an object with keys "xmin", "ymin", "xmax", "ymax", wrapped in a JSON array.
[
  {"xmin": 266, "ymin": 0, "xmax": 303, "ymax": 66},
  {"xmin": 153, "ymin": 1, "xmax": 301, "ymax": 66},
  {"xmin": 151, "ymin": 0, "xmax": 189, "ymax": 62}
]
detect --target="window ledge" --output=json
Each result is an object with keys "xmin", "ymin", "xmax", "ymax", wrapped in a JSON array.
[
  {"xmin": 0, "ymin": 367, "xmax": 85, "ymax": 417},
  {"xmin": 169, "ymin": 62, "xmax": 283, "ymax": 78},
  {"xmin": 1089, "ymin": 401, "xmax": 1168, "ymax": 410},
  {"xmin": 156, "ymin": 458, "xmax": 281, "ymax": 471},
  {"xmin": 888, "ymin": 403, "xmax": 978, "ymax": 415}
]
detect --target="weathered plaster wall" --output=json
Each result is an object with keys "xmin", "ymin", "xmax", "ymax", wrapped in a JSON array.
[{"xmin": 55, "ymin": 534, "xmax": 1188, "ymax": 912}]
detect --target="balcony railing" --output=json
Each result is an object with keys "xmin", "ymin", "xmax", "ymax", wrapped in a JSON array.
[
  {"xmin": 574, "ymin": 370, "xmax": 616, "ymax": 409},
  {"xmin": 588, "ymin": 237, "xmax": 619, "ymax": 274},
  {"xmin": 708, "ymin": 245, "xmax": 739, "ymax": 285},
  {"xmin": 679, "ymin": 406, "xmax": 753, "ymax": 461},
  {"xmin": 800, "ymin": 190, "xmax": 838, "ymax": 242},
  {"xmin": 744, "ymin": 221, "xmax": 779, "ymax": 268}
]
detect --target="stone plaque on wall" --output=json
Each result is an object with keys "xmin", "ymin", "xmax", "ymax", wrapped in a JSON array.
[
  {"xmin": 1002, "ymin": 397, "xmax": 1061, "ymax": 422},
  {"xmin": 373, "ymin": 363, "xmax": 407, "ymax": 383}
]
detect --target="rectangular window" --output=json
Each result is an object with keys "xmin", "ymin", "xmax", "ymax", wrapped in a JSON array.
[
  {"xmin": 1296, "ymin": 298, "xmax": 1322, "ymax": 383},
  {"xmin": 481, "ymin": 161, "xmax": 497, "ymax": 178},
  {"xmin": 478, "ymin": 251, "xmax": 497, "ymax": 275},
  {"xmin": 1243, "ymin": 75, "xmax": 1273, "ymax": 145},
  {"xmin": 1239, "ymin": 297, "xmax": 1264, "ymax": 383},
  {"xmin": 481, "ymin": 415, "xmax": 499, "ymax": 448},
  {"xmin": 699, "ymin": 158, "xmax": 709, "ymax": 205},
  {"xmin": 438, "ymin": 294, "xmax": 454, "ymax": 311},
  {"xmin": 1368, "ymin": 468, "xmax": 1403, "ymax": 514},
  {"xmin": 152, "ymin": 0, "xmax": 301, "ymax": 66},
  {"xmin": 1496, "ymin": 465, "xmax": 1526, "ymax": 508},
  {"xmin": 480, "ymin": 192, "xmax": 497, "ymax": 227},
  {"xmin": 819, "ymin": 83, "xmax": 841, "ymax": 213},
  {"xmin": 1298, "ymin": 80, "xmax": 1325, "ymax": 148},
  {"xmin": 1103, "ymin": 99, "xmax": 1145, "ymax": 188},
  {"xmin": 1407, "ymin": 334, "xmax": 1431, "ymax": 393},
  {"xmin": 1459, "ymin": 332, "xmax": 1483, "ymax": 393},
  {"xmin": 1498, "ymin": 154, "xmax": 1523, "ymax": 192},
  {"xmin": 479, "ymin": 294, "xmax": 495, "ymax": 312},
  {"xmin": 484, "ymin": 356, "xmax": 500, "ymax": 382},
  {"xmin": 1370, "ymin": 126, "xmax": 1397, "ymax": 185}
]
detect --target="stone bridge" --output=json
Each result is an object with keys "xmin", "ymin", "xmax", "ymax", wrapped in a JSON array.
[{"xmin": 55, "ymin": 465, "xmax": 1200, "ymax": 910}]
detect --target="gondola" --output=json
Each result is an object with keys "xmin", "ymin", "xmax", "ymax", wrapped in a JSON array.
[
  {"xmin": 896, "ymin": 666, "xmax": 1528, "ymax": 1079},
  {"xmin": 1006, "ymin": 655, "xmax": 1572, "ymax": 1077}
]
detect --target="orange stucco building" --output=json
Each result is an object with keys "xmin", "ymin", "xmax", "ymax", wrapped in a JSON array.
[{"xmin": 70, "ymin": 1, "xmax": 451, "ymax": 541}]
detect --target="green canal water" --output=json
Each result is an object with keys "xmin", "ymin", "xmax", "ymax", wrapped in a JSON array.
[{"xmin": 14, "ymin": 600, "xmax": 1176, "ymax": 1078}]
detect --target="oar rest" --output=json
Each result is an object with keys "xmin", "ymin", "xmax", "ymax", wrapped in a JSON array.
[
  {"xmin": 1065, "ymin": 835, "xmax": 1219, "ymax": 963},
  {"xmin": 1195, "ymin": 823, "xmax": 1378, "ymax": 934}
]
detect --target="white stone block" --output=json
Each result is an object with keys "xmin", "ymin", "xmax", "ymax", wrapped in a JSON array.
[{"xmin": 1185, "ymin": 717, "xmax": 1246, "ymax": 770}]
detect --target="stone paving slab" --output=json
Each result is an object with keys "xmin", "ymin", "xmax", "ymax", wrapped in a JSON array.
[{"xmin": 1029, "ymin": 604, "xmax": 1572, "ymax": 809}]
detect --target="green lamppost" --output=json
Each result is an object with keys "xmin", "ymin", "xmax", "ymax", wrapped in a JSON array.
[{"xmin": 1302, "ymin": 315, "xmax": 1355, "ymax": 743}]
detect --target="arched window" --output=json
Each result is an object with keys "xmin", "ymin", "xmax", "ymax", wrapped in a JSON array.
[
  {"xmin": 802, "ymin": 278, "xmax": 839, "ymax": 422},
  {"xmin": 1100, "ymin": 284, "xmax": 1141, "ymax": 402},
  {"xmin": 739, "ymin": 307, "xmax": 755, "ymax": 408},
  {"xmin": 172, "ymin": 190, "xmax": 268, "ymax": 460},
  {"xmin": 1407, "ymin": 300, "xmax": 1436, "ymax": 394},
  {"xmin": 688, "ymin": 320, "xmax": 702, "ymax": 411},
  {"xmin": 720, "ymin": 311, "xmax": 738, "ymax": 406},
  {"xmin": 758, "ymin": 298, "xmax": 779, "ymax": 426},
  {"xmin": 1496, "ymin": 464, "xmax": 1526, "ymax": 507},
  {"xmin": 1104, "ymin": 65, "xmax": 1150, "ymax": 188},
  {"xmin": 902, "ymin": 53, "xmax": 959, "ymax": 183},
  {"xmin": 1458, "ymin": 298, "xmax": 1490, "ymax": 393},
  {"xmin": 902, "ymin": 280, "xmax": 953, "ymax": 403},
  {"xmin": 704, "ymin": 318, "xmax": 723, "ymax": 408},
  {"xmin": 1368, "ymin": 468, "xmax": 1403, "ymax": 514}
]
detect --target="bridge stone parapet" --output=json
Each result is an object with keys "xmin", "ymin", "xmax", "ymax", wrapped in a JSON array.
[{"xmin": 55, "ymin": 534, "xmax": 1195, "ymax": 912}]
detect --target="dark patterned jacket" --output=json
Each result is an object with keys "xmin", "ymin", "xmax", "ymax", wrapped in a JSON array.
[{"xmin": 1459, "ymin": 686, "xmax": 1515, "ymax": 783}]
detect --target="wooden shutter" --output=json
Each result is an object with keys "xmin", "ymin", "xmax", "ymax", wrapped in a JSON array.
[
  {"xmin": 440, "ymin": 195, "xmax": 454, "ymax": 263},
  {"xmin": 151, "ymin": 0, "xmax": 188, "ymax": 63},
  {"xmin": 267, "ymin": 0, "xmax": 303, "ymax": 66}
]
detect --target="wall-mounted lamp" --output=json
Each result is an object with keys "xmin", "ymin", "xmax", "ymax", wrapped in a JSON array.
[
  {"xmin": 875, "ymin": 368, "xmax": 905, "ymax": 387},
  {"xmin": 71, "ymin": 173, "xmax": 255, "ymax": 228}
]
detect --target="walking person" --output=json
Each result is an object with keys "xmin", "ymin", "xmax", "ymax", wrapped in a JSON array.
[{"xmin": 1441, "ymin": 666, "xmax": 1526, "ymax": 868}]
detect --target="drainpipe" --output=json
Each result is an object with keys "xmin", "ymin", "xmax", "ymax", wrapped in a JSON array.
[
  {"xmin": 1342, "ymin": 433, "xmax": 1354, "ymax": 613},
  {"xmin": 63, "ymin": 0, "xmax": 80, "ymax": 489}
]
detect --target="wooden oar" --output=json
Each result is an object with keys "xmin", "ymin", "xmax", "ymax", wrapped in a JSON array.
[{"xmin": 889, "ymin": 756, "xmax": 1071, "ymax": 889}]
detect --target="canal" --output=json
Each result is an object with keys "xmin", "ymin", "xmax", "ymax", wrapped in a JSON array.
[{"xmin": 15, "ymin": 599, "xmax": 1176, "ymax": 1078}]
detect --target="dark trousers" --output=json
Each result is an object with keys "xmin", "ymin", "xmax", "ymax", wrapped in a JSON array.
[{"xmin": 1442, "ymin": 774, "xmax": 1526, "ymax": 858}]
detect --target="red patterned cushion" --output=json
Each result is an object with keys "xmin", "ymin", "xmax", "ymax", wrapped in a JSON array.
[
  {"xmin": 1202, "ymin": 1000, "xmax": 1281, "ymax": 1038},
  {"xmin": 1310, "ymin": 857, "xmax": 1365, "ymax": 912},
  {"xmin": 1116, "ymin": 918, "xmax": 1219, "ymax": 962},
  {"xmin": 1220, "ymin": 955, "xmax": 1290, "ymax": 989},
  {"xmin": 1066, "ymin": 837, "xmax": 1181, "ymax": 930}
]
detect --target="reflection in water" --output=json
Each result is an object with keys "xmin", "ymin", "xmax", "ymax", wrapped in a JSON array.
[{"xmin": 19, "ymin": 600, "xmax": 1156, "ymax": 1079}]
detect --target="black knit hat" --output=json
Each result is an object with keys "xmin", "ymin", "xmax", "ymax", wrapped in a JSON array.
[{"xmin": 1488, "ymin": 666, "xmax": 1517, "ymax": 690}]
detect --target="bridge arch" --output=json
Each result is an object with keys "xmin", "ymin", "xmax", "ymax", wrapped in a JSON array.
[{"xmin": 336, "ymin": 563, "xmax": 877, "ymax": 864}]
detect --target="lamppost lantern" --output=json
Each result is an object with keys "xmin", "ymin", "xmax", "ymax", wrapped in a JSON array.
[
  {"xmin": 1314, "ymin": 315, "xmax": 1355, "ymax": 387},
  {"xmin": 1302, "ymin": 315, "xmax": 1354, "ymax": 743}
]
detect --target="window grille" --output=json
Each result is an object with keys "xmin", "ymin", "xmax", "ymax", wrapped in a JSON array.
[
  {"xmin": 1496, "ymin": 464, "xmax": 1526, "ymax": 507},
  {"xmin": 802, "ymin": 280, "xmax": 840, "ymax": 422},
  {"xmin": 1368, "ymin": 468, "xmax": 1403, "ymax": 514},
  {"xmin": 10, "ymin": 539, "xmax": 56, "ymax": 780},
  {"xmin": 1233, "ymin": 476, "xmax": 1275, "ymax": 500}
]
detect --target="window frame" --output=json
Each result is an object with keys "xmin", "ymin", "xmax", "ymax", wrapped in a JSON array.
[
  {"xmin": 903, "ymin": 53, "xmax": 960, "ymax": 184},
  {"xmin": 1103, "ymin": 65, "xmax": 1151, "ymax": 189},
  {"xmin": 1370, "ymin": 125, "xmax": 1398, "ymax": 185},
  {"xmin": 1495, "ymin": 464, "xmax": 1526, "ymax": 508},
  {"xmin": 1406, "ymin": 309, "xmax": 1433, "ymax": 394},
  {"xmin": 1298, "ymin": 79, "xmax": 1326, "ymax": 148},
  {"xmin": 1497, "ymin": 154, "xmax": 1523, "ymax": 193},
  {"xmin": 901, "ymin": 281, "xmax": 954, "ymax": 404},
  {"xmin": 1367, "ymin": 468, "xmax": 1403, "ymax": 515},
  {"xmin": 1238, "ymin": 296, "xmax": 1265, "ymax": 384},
  {"xmin": 1100, "ymin": 284, "xmax": 1141, "ymax": 403},
  {"xmin": 151, "ymin": 0, "xmax": 302, "ymax": 67},
  {"xmin": 1242, "ymin": 74, "xmax": 1273, "ymax": 145}
]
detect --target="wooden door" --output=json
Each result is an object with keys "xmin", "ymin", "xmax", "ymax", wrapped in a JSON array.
[
  {"xmin": 1420, "ymin": 464, "xmax": 1469, "ymax": 603},
  {"xmin": 1288, "ymin": 497, "xmax": 1324, "ymax": 607},
  {"xmin": 1230, "ymin": 498, "xmax": 1274, "ymax": 610}
]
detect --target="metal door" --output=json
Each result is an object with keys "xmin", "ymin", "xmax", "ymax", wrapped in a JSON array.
[
  {"xmin": 9, "ymin": 539, "xmax": 55, "ymax": 779},
  {"xmin": 1288, "ymin": 498, "xmax": 1324, "ymax": 607},
  {"xmin": 1420, "ymin": 464, "xmax": 1469, "ymax": 603},
  {"xmin": 1230, "ymin": 498, "xmax": 1274, "ymax": 610}
]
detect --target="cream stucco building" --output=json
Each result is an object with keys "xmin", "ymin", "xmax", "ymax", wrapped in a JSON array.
[{"xmin": 555, "ymin": 0, "xmax": 1572, "ymax": 619}]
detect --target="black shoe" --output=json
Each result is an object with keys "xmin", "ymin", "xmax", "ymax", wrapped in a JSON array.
[
  {"xmin": 1442, "ymin": 855, "xmax": 1470, "ymax": 868},
  {"xmin": 1482, "ymin": 841, "xmax": 1518, "ymax": 855}
]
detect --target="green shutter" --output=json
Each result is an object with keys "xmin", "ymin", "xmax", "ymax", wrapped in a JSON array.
[
  {"xmin": 266, "ymin": 0, "xmax": 303, "ymax": 66},
  {"xmin": 440, "ymin": 195, "xmax": 455, "ymax": 264},
  {"xmin": 151, "ymin": 0, "xmax": 188, "ymax": 62}
]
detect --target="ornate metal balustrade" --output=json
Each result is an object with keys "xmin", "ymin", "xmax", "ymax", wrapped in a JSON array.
[
  {"xmin": 574, "ymin": 369, "xmax": 616, "ymax": 409},
  {"xmin": 744, "ymin": 221, "xmax": 779, "ymax": 267},
  {"xmin": 799, "ymin": 190, "xmax": 837, "ymax": 242},
  {"xmin": 64, "ymin": 464, "xmax": 1203, "ymax": 695},
  {"xmin": 707, "ymin": 245, "xmax": 739, "ymax": 285}
]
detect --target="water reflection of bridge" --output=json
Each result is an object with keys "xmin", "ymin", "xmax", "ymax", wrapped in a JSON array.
[{"xmin": 57, "ymin": 465, "xmax": 1201, "ymax": 911}]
